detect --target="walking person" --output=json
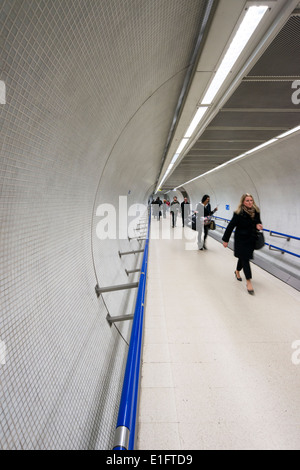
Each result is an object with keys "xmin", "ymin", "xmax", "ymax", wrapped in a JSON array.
[
  {"xmin": 180, "ymin": 197, "xmax": 190, "ymax": 227},
  {"xmin": 152, "ymin": 197, "xmax": 162, "ymax": 220},
  {"xmin": 181, "ymin": 197, "xmax": 190, "ymax": 227},
  {"xmin": 156, "ymin": 197, "xmax": 162, "ymax": 220},
  {"xmin": 202, "ymin": 194, "xmax": 218, "ymax": 249},
  {"xmin": 162, "ymin": 199, "xmax": 168, "ymax": 218},
  {"xmin": 222, "ymin": 193, "xmax": 263, "ymax": 295},
  {"xmin": 195, "ymin": 199, "xmax": 205, "ymax": 250},
  {"xmin": 170, "ymin": 196, "xmax": 180, "ymax": 228}
]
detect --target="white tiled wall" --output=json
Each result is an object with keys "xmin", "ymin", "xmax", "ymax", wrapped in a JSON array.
[
  {"xmin": 0, "ymin": 0, "xmax": 206, "ymax": 449},
  {"xmin": 0, "ymin": 0, "xmax": 131, "ymax": 449}
]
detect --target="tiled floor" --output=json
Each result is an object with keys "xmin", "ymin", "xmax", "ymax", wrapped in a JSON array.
[{"xmin": 136, "ymin": 215, "xmax": 300, "ymax": 450}]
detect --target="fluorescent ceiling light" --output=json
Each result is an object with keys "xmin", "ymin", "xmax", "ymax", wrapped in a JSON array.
[
  {"xmin": 176, "ymin": 135, "xmax": 279, "ymax": 189},
  {"xmin": 157, "ymin": 164, "xmax": 173, "ymax": 190},
  {"xmin": 157, "ymin": 155, "xmax": 179, "ymax": 191},
  {"xmin": 184, "ymin": 107, "xmax": 209, "ymax": 138},
  {"xmin": 176, "ymin": 138, "xmax": 189, "ymax": 154},
  {"xmin": 277, "ymin": 125, "xmax": 300, "ymax": 138},
  {"xmin": 171, "ymin": 153, "xmax": 180, "ymax": 164},
  {"xmin": 244, "ymin": 138, "xmax": 278, "ymax": 154},
  {"xmin": 156, "ymin": 5, "xmax": 269, "ymax": 193},
  {"xmin": 201, "ymin": 5, "xmax": 268, "ymax": 105}
]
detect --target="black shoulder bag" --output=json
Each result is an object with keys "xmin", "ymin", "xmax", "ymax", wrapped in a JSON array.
[{"xmin": 255, "ymin": 230, "xmax": 265, "ymax": 250}]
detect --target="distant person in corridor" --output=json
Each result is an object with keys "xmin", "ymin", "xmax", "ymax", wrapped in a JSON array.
[
  {"xmin": 222, "ymin": 193, "xmax": 263, "ymax": 295},
  {"xmin": 202, "ymin": 194, "xmax": 218, "ymax": 249},
  {"xmin": 195, "ymin": 199, "xmax": 205, "ymax": 250},
  {"xmin": 152, "ymin": 197, "xmax": 162, "ymax": 220},
  {"xmin": 181, "ymin": 197, "xmax": 190, "ymax": 227}
]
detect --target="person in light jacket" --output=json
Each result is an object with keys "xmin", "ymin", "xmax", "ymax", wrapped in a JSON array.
[
  {"xmin": 195, "ymin": 200, "xmax": 205, "ymax": 250},
  {"xmin": 222, "ymin": 193, "xmax": 263, "ymax": 295},
  {"xmin": 170, "ymin": 196, "xmax": 180, "ymax": 227},
  {"xmin": 162, "ymin": 199, "xmax": 168, "ymax": 218}
]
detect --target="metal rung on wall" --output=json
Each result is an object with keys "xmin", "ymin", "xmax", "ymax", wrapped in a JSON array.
[
  {"xmin": 95, "ymin": 282, "xmax": 139, "ymax": 297},
  {"xmin": 125, "ymin": 268, "xmax": 141, "ymax": 276},
  {"xmin": 106, "ymin": 313, "xmax": 134, "ymax": 325},
  {"xmin": 118, "ymin": 249, "xmax": 144, "ymax": 257},
  {"xmin": 270, "ymin": 231, "xmax": 290, "ymax": 241},
  {"xmin": 268, "ymin": 245, "xmax": 285, "ymax": 254},
  {"xmin": 128, "ymin": 235, "xmax": 146, "ymax": 241}
]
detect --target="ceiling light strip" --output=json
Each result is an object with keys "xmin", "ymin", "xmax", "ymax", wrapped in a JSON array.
[
  {"xmin": 176, "ymin": 124, "xmax": 300, "ymax": 188},
  {"xmin": 201, "ymin": 6, "xmax": 269, "ymax": 105},
  {"xmin": 156, "ymin": 5, "xmax": 269, "ymax": 193}
]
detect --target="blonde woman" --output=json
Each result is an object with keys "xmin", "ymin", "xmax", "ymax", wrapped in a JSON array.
[{"xmin": 222, "ymin": 194, "xmax": 263, "ymax": 295}]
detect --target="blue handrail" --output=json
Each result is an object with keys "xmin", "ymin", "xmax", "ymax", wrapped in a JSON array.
[
  {"xmin": 264, "ymin": 229, "xmax": 300, "ymax": 241},
  {"xmin": 265, "ymin": 243, "xmax": 300, "ymax": 258},
  {"xmin": 213, "ymin": 216, "xmax": 299, "ymax": 258},
  {"xmin": 113, "ymin": 211, "xmax": 151, "ymax": 451}
]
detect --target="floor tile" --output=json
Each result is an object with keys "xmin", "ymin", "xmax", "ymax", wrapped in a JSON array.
[{"xmin": 136, "ymin": 216, "xmax": 300, "ymax": 450}]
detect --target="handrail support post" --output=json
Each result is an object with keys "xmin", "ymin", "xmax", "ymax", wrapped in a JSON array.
[
  {"xmin": 95, "ymin": 282, "xmax": 139, "ymax": 297},
  {"xmin": 119, "ymin": 249, "xmax": 144, "ymax": 258},
  {"xmin": 106, "ymin": 313, "xmax": 134, "ymax": 326},
  {"xmin": 270, "ymin": 231, "xmax": 290, "ymax": 241}
]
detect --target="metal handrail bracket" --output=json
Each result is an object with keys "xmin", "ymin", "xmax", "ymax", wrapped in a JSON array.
[
  {"xmin": 125, "ymin": 268, "xmax": 141, "ymax": 276},
  {"xmin": 95, "ymin": 282, "xmax": 138, "ymax": 297},
  {"xmin": 106, "ymin": 313, "xmax": 134, "ymax": 326},
  {"xmin": 269, "ymin": 231, "xmax": 290, "ymax": 241},
  {"xmin": 118, "ymin": 249, "xmax": 144, "ymax": 258},
  {"xmin": 265, "ymin": 243, "xmax": 300, "ymax": 258},
  {"xmin": 128, "ymin": 235, "xmax": 146, "ymax": 241}
]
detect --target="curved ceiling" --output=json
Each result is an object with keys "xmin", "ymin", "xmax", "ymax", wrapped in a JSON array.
[
  {"xmin": 156, "ymin": 0, "xmax": 300, "ymax": 192},
  {"xmin": 1, "ymin": 0, "xmax": 299, "ymax": 201}
]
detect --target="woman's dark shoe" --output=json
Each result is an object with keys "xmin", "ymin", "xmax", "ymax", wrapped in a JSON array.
[
  {"xmin": 234, "ymin": 271, "xmax": 242, "ymax": 281},
  {"xmin": 246, "ymin": 280, "xmax": 254, "ymax": 294}
]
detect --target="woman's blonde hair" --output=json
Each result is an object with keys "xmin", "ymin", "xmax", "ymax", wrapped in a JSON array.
[{"xmin": 235, "ymin": 193, "xmax": 260, "ymax": 214}]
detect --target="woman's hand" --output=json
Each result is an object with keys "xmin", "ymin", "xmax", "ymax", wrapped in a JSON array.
[
  {"xmin": 223, "ymin": 242, "xmax": 228, "ymax": 248},
  {"xmin": 256, "ymin": 223, "xmax": 263, "ymax": 231}
]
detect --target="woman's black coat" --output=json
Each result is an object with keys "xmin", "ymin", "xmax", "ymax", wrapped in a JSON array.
[{"xmin": 222, "ymin": 209, "xmax": 262, "ymax": 260}]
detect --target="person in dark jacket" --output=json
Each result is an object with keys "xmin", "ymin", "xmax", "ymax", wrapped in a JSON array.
[
  {"xmin": 222, "ymin": 193, "xmax": 263, "ymax": 295},
  {"xmin": 202, "ymin": 194, "xmax": 218, "ymax": 249},
  {"xmin": 152, "ymin": 197, "xmax": 162, "ymax": 220}
]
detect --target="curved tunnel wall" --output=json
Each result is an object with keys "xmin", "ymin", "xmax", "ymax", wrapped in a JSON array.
[
  {"xmin": 1, "ymin": 0, "xmax": 299, "ymax": 451},
  {"xmin": 0, "ymin": 0, "xmax": 208, "ymax": 450},
  {"xmin": 183, "ymin": 132, "xmax": 300, "ymax": 289}
]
